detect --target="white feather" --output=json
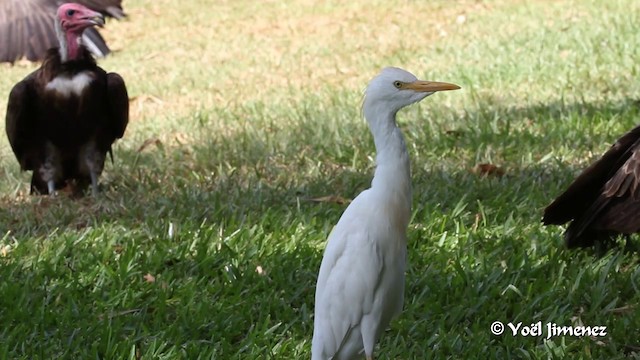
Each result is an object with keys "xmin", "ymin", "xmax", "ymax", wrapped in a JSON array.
[
  {"xmin": 312, "ymin": 68, "xmax": 459, "ymax": 360},
  {"xmin": 45, "ymin": 72, "xmax": 94, "ymax": 98}
]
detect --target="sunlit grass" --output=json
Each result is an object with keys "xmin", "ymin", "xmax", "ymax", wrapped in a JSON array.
[{"xmin": 1, "ymin": 0, "xmax": 640, "ymax": 358}]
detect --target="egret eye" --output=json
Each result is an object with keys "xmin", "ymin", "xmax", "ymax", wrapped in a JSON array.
[
  {"xmin": 393, "ymin": 81, "xmax": 402, "ymax": 89},
  {"xmin": 66, "ymin": 9, "xmax": 76, "ymax": 16}
]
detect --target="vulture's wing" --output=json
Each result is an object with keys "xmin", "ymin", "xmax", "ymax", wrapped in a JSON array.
[
  {"xmin": 5, "ymin": 75, "xmax": 37, "ymax": 170},
  {"xmin": 543, "ymin": 125, "xmax": 640, "ymax": 247},
  {"xmin": 73, "ymin": 0, "xmax": 126, "ymax": 19},
  {"xmin": 0, "ymin": 0, "xmax": 58, "ymax": 62},
  {"xmin": 106, "ymin": 72, "xmax": 129, "ymax": 139},
  {"xmin": 543, "ymin": 124, "xmax": 640, "ymax": 226},
  {"xmin": 0, "ymin": 0, "xmax": 125, "ymax": 63},
  {"xmin": 575, "ymin": 144, "xmax": 640, "ymax": 233}
]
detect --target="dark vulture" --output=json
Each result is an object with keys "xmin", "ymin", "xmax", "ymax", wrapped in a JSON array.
[
  {"xmin": 5, "ymin": 3, "xmax": 129, "ymax": 196},
  {"xmin": 543, "ymin": 124, "xmax": 640, "ymax": 248},
  {"xmin": 0, "ymin": 0, "xmax": 125, "ymax": 63}
]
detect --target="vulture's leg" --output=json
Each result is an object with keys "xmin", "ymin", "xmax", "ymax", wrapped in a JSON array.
[
  {"xmin": 40, "ymin": 142, "xmax": 62, "ymax": 196},
  {"xmin": 81, "ymin": 141, "xmax": 105, "ymax": 196},
  {"xmin": 89, "ymin": 171, "xmax": 99, "ymax": 197}
]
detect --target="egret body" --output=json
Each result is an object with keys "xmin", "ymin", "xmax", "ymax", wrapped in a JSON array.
[{"xmin": 312, "ymin": 67, "xmax": 460, "ymax": 360}]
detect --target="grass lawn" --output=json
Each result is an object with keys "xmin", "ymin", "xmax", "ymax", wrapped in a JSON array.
[{"xmin": 1, "ymin": 0, "xmax": 640, "ymax": 358}]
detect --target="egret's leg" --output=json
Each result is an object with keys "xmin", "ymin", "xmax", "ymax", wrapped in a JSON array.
[{"xmin": 366, "ymin": 356, "xmax": 374, "ymax": 360}]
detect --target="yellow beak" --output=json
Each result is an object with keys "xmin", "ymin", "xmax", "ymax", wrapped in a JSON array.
[{"xmin": 403, "ymin": 80, "xmax": 461, "ymax": 92}]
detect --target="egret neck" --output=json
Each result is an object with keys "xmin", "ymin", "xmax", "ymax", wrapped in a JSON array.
[{"xmin": 364, "ymin": 103, "xmax": 412, "ymax": 233}]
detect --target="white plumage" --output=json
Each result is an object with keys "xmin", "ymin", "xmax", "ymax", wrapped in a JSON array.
[
  {"xmin": 45, "ymin": 72, "xmax": 95, "ymax": 98},
  {"xmin": 312, "ymin": 67, "xmax": 460, "ymax": 360}
]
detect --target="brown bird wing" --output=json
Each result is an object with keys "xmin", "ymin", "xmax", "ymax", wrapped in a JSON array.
[
  {"xmin": 543, "ymin": 124, "xmax": 640, "ymax": 225},
  {"xmin": 0, "ymin": 0, "xmax": 59, "ymax": 62},
  {"xmin": 543, "ymin": 124, "xmax": 640, "ymax": 247},
  {"xmin": 5, "ymin": 74, "xmax": 38, "ymax": 170},
  {"xmin": 584, "ymin": 145, "xmax": 640, "ymax": 232},
  {"xmin": 0, "ymin": 0, "xmax": 124, "ymax": 63},
  {"xmin": 106, "ymin": 72, "xmax": 129, "ymax": 140},
  {"xmin": 73, "ymin": 0, "xmax": 126, "ymax": 19}
]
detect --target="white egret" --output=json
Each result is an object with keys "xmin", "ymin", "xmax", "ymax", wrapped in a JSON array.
[{"xmin": 311, "ymin": 67, "xmax": 460, "ymax": 360}]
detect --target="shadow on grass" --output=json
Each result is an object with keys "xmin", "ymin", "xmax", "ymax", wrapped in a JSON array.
[{"xmin": 2, "ymin": 96, "xmax": 639, "ymax": 241}]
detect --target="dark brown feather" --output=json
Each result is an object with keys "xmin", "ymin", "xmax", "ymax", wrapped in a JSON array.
[
  {"xmin": 74, "ymin": 0, "xmax": 125, "ymax": 19},
  {"xmin": 5, "ymin": 46, "xmax": 129, "ymax": 195},
  {"xmin": 5, "ymin": 77, "xmax": 37, "ymax": 170},
  {"xmin": 106, "ymin": 72, "xmax": 129, "ymax": 139},
  {"xmin": 543, "ymin": 124, "xmax": 640, "ymax": 248}
]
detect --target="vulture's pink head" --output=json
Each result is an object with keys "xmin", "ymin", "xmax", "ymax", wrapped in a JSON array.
[{"xmin": 56, "ymin": 3, "xmax": 104, "ymax": 34}]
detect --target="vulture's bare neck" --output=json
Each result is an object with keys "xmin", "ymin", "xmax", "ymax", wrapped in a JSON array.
[{"xmin": 55, "ymin": 20, "xmax": 82, "ymax": 62}]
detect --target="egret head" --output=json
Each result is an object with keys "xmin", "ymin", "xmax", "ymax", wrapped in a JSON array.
[{"xmin": 363, "ymin": 67, "xmax": 460, "ymax": 116}]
